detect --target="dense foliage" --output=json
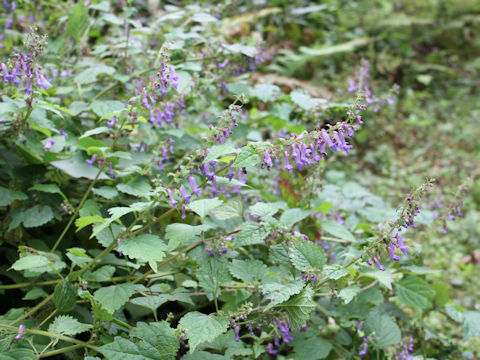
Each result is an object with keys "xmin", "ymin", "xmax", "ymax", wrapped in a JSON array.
[{"xmin": 1, "ymin": 1, "xmax": 479, "ymax": 359}]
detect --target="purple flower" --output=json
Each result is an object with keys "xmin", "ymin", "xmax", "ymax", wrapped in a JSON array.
[
  {"xmin": 266, "ymin": 343, "xmax": 278, "ymax": 355},
  {"xmin": 107, "ymin": 117, "xmax": 116, "ymax": 128},
  {"xmin": 167, "ymin": 189, "xmax": 177, "ymax": 207},
  {"xmin": 170, "ymin": 67, "xmax": 179, "ymax": 89},
  {"xmin": 59, "ymin": 128, "xmax": 68, "ymax": 137},
  {"xmin": 359, "ymin": 342, "xmax": 368, "ymax": 356},
  {"xmin": 348, "ymin": 79, "xmax": 357, "ymax": 92},
  {"xmin": 321, "ymin": 130, "xmax": 337, "ymax": 152},
  {"xmin": 373, "ymin": 257, "xmax": 385, "ymax": 271},
  {"xmin": 234, "ymin": 325, "xmax": 240, "ymax": 342},
  {"xmin": 396, "ymin": 235, "xmax": 409, "ymax": 255},
  {"xmin": 15, "ymin": 324, "xmax": 25, "ymax": 340},
  {"xmin": 109, "ymin": 163, "xmax": 116, "ymax": 178},
  {"xmin": 356, "ymin": 115, "xmax": 364, "ymax": 124},
  {"xmin": 44, "ymin": 138, "xmax": 54, "ymax": 150},
  {"xmin": 283, "ymin": 151, "xmax": 293, "ymax": 172},
  {"xmin": 86, "ymin": 154, "xmax": 98, "ymax": 165},
  {"xmin": 211, "ymin": 176, "xmax": 219, "ymax": 197},
  {"xmin": 179, "ymin": 185, "xmax": 192, "ymax": 204},
  {"xmin": 263, "ymin": 148, "xmax": 273, "ymax": 170},
  {"xmin": 218, "ymin": 59, "xmax": 229, "ymax": 68},
  {"xmin": 387, "ymin": 245, "xmax": 400, "ymax": 261},
  {"xmin": 181, "ymin": 205, "xmax": 186, "ymax": 220},
  {"xmin": 188, "ymin": 176, "xmax": 202, "ymax": 196}
]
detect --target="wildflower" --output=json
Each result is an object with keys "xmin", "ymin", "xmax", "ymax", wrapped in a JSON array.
[
  {"xmin": 218, "ymin": 59, "xmax": 229, "ymax": 68},
  {"xmin": 167, "ymin": 189, "xmax": 177, "ymax": 207},
  {"xmin": 15, "ymin": 324, "xmax": 25, "ymax": 340},
  {"xmin": 188, "ymin": 176, "xmax": 202, "ymax": 196},
  {"xmin": 170, "ymin": 67, "xmax": 179, "ymax": 89},
  {"xmin": 109, "ymin": 163, "xmax": 116, "ymax": 178},
  {"xmin": 373, "ymin": 257, "xmax": 385, "ymax": 271},
  {"xmin": 263, "ymin": 148, "xmax": 273, "ymax": 170},
  {"xmin": 387, "ymin": 245, "xmax": 400, "ymax": 261},
  {"xmin": 86, "ymin": 154, "xmax": 98, "ymax": 165},
  {"xmin": 59, "ymin": 128, "xmax": 68, "ymax": 137},
  {"xmin": 320, "ymin": 130, "xmax": 337, "ymax": 152},
  {"xmin": 181, "ymin": 205, "xmax": 186, "ymax": 220},
  {"xmin": 107, "ymin": 117, "xmax": 116, "ymax": 128},
  {"xmin": 284, "ymin": 151, "xmax": 293, "ymax": 173},
  {"xmin": 266, "ymin": 343, "xmax": 278, "ymax": 355},
  {"xmin": 116, "ymin": 238, "xmax": 123, "ymax": 256},
  {"xmin": 179, "ymin": 185, "xmax": 192, "ymax": 204},
  {"xmin": 44, "ymin": 138, "xmax": 54, "ymax": 150},
  {"xmin": 358, "ymin": 337, "xmax": 369, "ymax": 356},
  {"xmin": 234, "ymin": 325, "xmax": 240, "ymax": 342}
]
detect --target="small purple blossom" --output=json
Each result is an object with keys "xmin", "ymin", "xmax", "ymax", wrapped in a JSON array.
[
  {"xmin": 59, "ymin": 128, "xmax": 68, "ymax": 137},
  {"xmin": 44, "ymin": 138, "xmax": 54, "ymax": 150},
  {"xmin": 167, "ymin": 188, "xmax": 177, "ymax": 207},
  {"xmin": 86, "ymin": 154, "xmax": 97, "ymax": 165},
  {"xmin": 15, "ymin": 324, "xmax": 25, "ymax": 340},
  {"xmin": 179, "ymin": 185, "xmax": 192, "ymax": 204},
  {"xmin": 373, "ymin": 257, "xmax": 385, "ymax": 271},
  {"xmin": 188, "ymin": 176, "xmax": 202, "ymax": 196},
  {"xmin": 218, "ymin": 59, "xmax": 229, "ymax": 68}
]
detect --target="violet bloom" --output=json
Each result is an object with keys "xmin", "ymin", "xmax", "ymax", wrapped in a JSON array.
[
  {"xmin": 59, "ymin": 128, "xmax": 68, "ymax": 137},
  {"xmin": 396, "ymin": 235, "xmax": 409, "ymax": 255},
  {"xmin": 373, "ymin": 257, "xmax": 385, "ymax": 271},
  {"xmin": 170, "ymin": 67, "xmax": 179, "ymax": 89},
  {"xmin": 387, "ymin": 245, "xmax": 400, "ymax": 261},
  {"xmin": 348, "ymin": 79, "xmax": 357, "ymax": 92},
  {"xmin": 320, "ymin": 130, "xmax": 337, "ymax": 152},
  {"xmin": 211, "ymin": 176, "xmax": 219, "ymax": 197},
  {"xmin": 167, "ymin": 189, "xmax": 177, "ymax": 207},
  {"xmin": 109, "ymin": 163, "xmax": 116, "ymax": 178},
  {"xmin": 266, "ymin": 343, "xmax": 278, "ymax": 355},
  {"xmin": 107, "ymin": 117, "xmax": 116, "ymax": 128},
  {"xmin": 86, "ymin": 154, "xmax": 97, "ymax": 165},
  {"xmin": 181, "ymin": 205, "xmax": 186, "ymax": 220},
  {"xmin": 359, "ymin": 342, "xmax": 368, "ymax": 356},
  {"xmin": 15, "ymin": 324, "xmax": 25, "ymax": 340},
  {"xmin": 263, "ymin": 149, "xmax": 273, "ymax": 170},
  {"xmin": 116, "ymin": 238, "xmax": 123, "ymax": 256},
  {"xmin": 218, "ymin": 59, "xmax": 229, "ymax": 68},
  {"xmin": 44, "ymin": 138, "xmax": 54, "ymax": 150},
  {"xmin": 356, "ymin": 115, "xmax": 364, "ymax": 124},
  {"xmin": 179, "ymin": 185, "xmax": 192, "ymax": 204},
  {"xmin": 188, "ymin": 176, "xmax": 202, "ymax": 196},
  {"xmin": 234, "ymin": 325, "xmax": 240, "ymax": 342},
  {"xmin": 284, "ymin": 151, "xmax": 293, "ymax": 173}
]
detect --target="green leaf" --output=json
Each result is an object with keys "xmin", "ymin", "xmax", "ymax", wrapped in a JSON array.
[
  {"xmin": 321, "ymin": 220, "xmax": 356, "ymax": 242},
  {"xmin": 291, "ymin": 336, "xmax": 332, "ymax": 360},
  {"xmin": 93, "ymin": 186, "xmax": 119, "ymax": 199},
  {"xmin": 278, "ymin": 285, "xmax": 316, "ymax": 328},
  {"xmin": 85, "ymin": 265, "xmax": 116, "ymax": 282},
  {"xmin": 228, "ymin": 259, "xmax": 269, "ymax": 284},
  {"xmin": 53, "ymin": 280, "xmax": 78, "ymax": 312},
  {"xmin": 252, "ymin": 83, "xmax": 281, "ymax": 102},
  {"xmin": 99, "ymin": 338, "xmax": 142, "ymax": 360},
  {"xmin": 130, "ymin": 322, "xmax": 179, "ymax": 360},
  {"xmin": 462, "ymin": 311, "xmax": 480, "ymax": 341},
  {"xmin": 117, "ymin": 181, "xmax": 152, "ymax": 196},
  {"xmin": 29, "ymin": 183, "xmax": 66, "ymax": 199},
  {"xmin": 289, "ymin": 242, "xmax": 326, "ymax": 271},
  {"xmin": 290, "ymin": 89, "xmax": 322, "ymax": 110},
  {"xmin": 75, "ymin": 65, "xmax": 116, "ymax": 85},
  {"xmin": 165, "ymin": 223, "xmax": 208, "ymax": 250},
  {"xmin": 66, "ymin": 3, "xmax": 89, "ymax": 41},
  {"xmin": 232, "ymin": 146, "xmax": 261, "ymax": 168},
  {"xmin": 198, "ymin": 259, "xmax": 232, "ymax": 298},
  {"xmin": 211, "ymin": 199, "xmax": 243, "ymax": 220},
  {"xmin": 364, "ymin": 311, "xmax": 401, "ymax": 347},
  {"xmin": 322, "ymin": 265, "xmax": 349, "ymax": 280},
  {"xmin": 118, "ymin": 234, "xmax": 167, "ymax": 268},
  {"xmin": 0, "ymin": 186, "xmax": 27, "ymax": 206},
  {"xmin": 249, "ymin": 202, "xmax": 278, "ymax": 217},
  {"xmin": 279, "ymin": 208, "xmax": 310, "ymax": 227},
  {"xmin": 178, "ymin": 312, "xmax": 229, "ymax": 353},
  {"xmin": 189, "ymin": 198, "xmax": 223, "ymax": 218},
  {"xmin": 263, "ymin": 280, "xmax": 304, "ymax": 310},
  {"xmin": 51, "ymin": 153, "xmax": 109, "ymax": 180},
  {"xmin": 75, "ymin": 216, "xmax": 105, "ymax": 232},
  {"xmin": 338, "ymin": 285, "xmax": 360, "ymax": 304},
  {"xmin": 93, "ymin": 284, "xmax": 137, "ymax": 314},
  {"xmin": 48, "ymin": 315, "xmax": 92, "ymax": 335},
  {"xmin": 204, "ymin": 143, "xmax": 237, "ymax": 162},
  {"xmin": 23, "ymin": 288, "xmax": 48, "ymax": 300},
  {"xmin": 395, "ymin": 276, "xmax": 435, "ymax": 309},
  {"xmin": 0, "ymin": 349, "xmax": 37, "ymax": 360},
  {"xmin": 90, "ymin": 100, "xmax": 125, "ymax": 117},
  {"xmin": 22, "ymin": 205, "xmax": 54, "ymax": 228},
  {"xmin": 11, "ymin": 254, "xmax": 49, "ymax": 271},
  {"xmin": 234, "ymin": 221, "xmax": 268, "ymax": 247},
  {"xmin": 363, "ymin": 269, "xmax": 394, "ymax": 290}
]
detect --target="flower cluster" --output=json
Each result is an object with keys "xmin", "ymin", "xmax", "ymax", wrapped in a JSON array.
[
  {"xmin": 210, "ymin": 102, "xmax": 244, "ymax": 144},
  {"xmin": 205, "ymin": 235, "xmax": 234, "ymax": 256},
  {"xmin": 265, "ymin": 317, "xmax": 294, "ymax": 355},
  {"xmin": 398, "ymin": 337, "xmax": 415, "ymax": 360}
]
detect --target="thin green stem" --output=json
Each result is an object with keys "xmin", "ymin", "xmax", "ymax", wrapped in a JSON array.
[
  {"xmin": 0, "ymin": 323, "xmax": 99, "ymax": 352},
  {"xmin": 39, "ymin": 344, "xmax": 83, "ymax": 358},
  {"xmin": 9, "ymin": 294, "xmax": 53, "ymax": 326}
]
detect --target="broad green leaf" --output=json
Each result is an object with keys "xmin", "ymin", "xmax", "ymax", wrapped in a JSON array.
[
  {"xmin": 130, "ymin": 322, "xmax": 179, "ymax": 360},
  {"xmin": 234, "ymin": 221, "xmax": 268, "ymax": 247},
  {"xmin": 53, "ymin": 280, "xmax": 78, "ymax": 312},
  {"xmin": 205, "ymin": 143, "xmax": 237, "ymax": 162},
  {"xmin": 363, "ymin": 269, "xmax": 394, "ymax": 290},
  {"xmin": 85, "ymin": 265, "xmax": 115, "ymax": 282},
  {"xmin": 321, "ymin": 220, "xmax": 356, "ymax": 242},
  {"xmin": 165, "ymin": 223, "xmax": 204, "ymax": 250},
  {"xmin": 232, "ymin": 146, "xmax": 261, "ymax": 168},
  {"xmin": 252, "ymin": 83, "xmax": 281, "ymax": 102},
  {"xmin": 395, "ymin": 276, "xmax": 435, "ymax": 309},
  {"xmin": 29, "ymin": 183, "xmax": 66, "ymax": 200},
  {"xmin": 48, "ymin": 315, "xmax": 92, "ymax": 335},
  {"xmin": 263, "ymin": 280, "xmax": 304, "ymax": 310},
  {"xmin": 94, "ymin": 284, "xmax": 137, "ymax": 314},
  {"xmin": 322, "ymin": 265, "xmax": 349, "ymax": 280},
  {"xmin": 289, "ymin": 242, "xmax": 326, "ymax": 271},
  {"xmin": 249, "ymin": 202, "xmax": 278, "ymax": 217},
  {"xmin": 12, "ymin": 252, "xmax": 66, "ymax": 275},
  {"xmin": 278, "ymin": 285, "xmax": 316, "ymax": 328},
  {"xmin": 118, "ymin": 234, "xmax": 167, "ymax": 268},
  {"xmin": 22, "ymin": 205, "xmax": 53, "ymax": 228},
  {"xmin": 75, "ymin": 216, "xmax": 105, "ymax": 232},
  {"xmin": 364, "ymin": 311, "xmax": 401, "ymax": 347},
  {"xmin": 211, "ymin": 199, "xmax": 243, "ymax": 220},
  {"xmin": 23, "ymin": 288, "xmax": 48, "ymax": 300},
  {"xmin": 0, "ymin": 349, "xmax": 37, "ymax": 360},
  {"xmin": 178, "ymin": 312, "xmax": 229, "ymax": 353},
  {"xmin": 279, "ymin": 208, "xmax": 310, "ymax": 227},
  {"xmin": 66, "ymin": 3, "xmax": 89, "ymax": 41},
  {"xmin": 75, "ymin": 64, "xmax": 116, "ymax": 85},
  {"xmin": 80, "ymin": 126, "xmax": 110, "ymax": 138},
  {"xmin": 51, "ymin": 154, "xmax": 110, "ymax": 180},
  {"xmin": 90, "ymin": 100, "xmax": 125, "ymax": 117},
  {"xmin": 99, "ymin": 338, "xmax": 142, "ymax": 360},
  {"xmin": 338, "ymin": 285, "xmax": 360, "ymax": 304},
  {"xmin": 291, "ymin": 336, "xmax": 332, "ymax": 360},
  {"xmin": 189, "ymin": 198, "xmax": 223, "ymax": 218},
  {"xmin": 198, "ymin": 259, "xmax": 232, "ymax": 298},
  {"xmin": 12, "ymin": 254, "xmax": 49, "ymax": 271},
  {"xmin": 290, "ymin": 89, "xmax": 322, "ymax": 110},
  {"xmin": 0, "ymin": 186, "xmax": 27, "ymax": 206},
  {"xmin": 93, "ymin": 186, "xmax": 119, "ymax": 199},
  {"xmin": 462, "ymin": 311, "xmax": 480, "ymax": 341},
  {"xmin": 228, "ymin": 259, "xmax": 269, "ymax": 284},
  {"xmin": 117, "ymin": 180, "xmax": 152, "ymax": 196}
]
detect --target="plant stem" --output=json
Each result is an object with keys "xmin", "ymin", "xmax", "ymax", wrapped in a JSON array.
[
  {"xmin": 39, "ymin": 344, "xmax": 83, "ymax": 358},
  {"xmin": 9, "ymin": 294, "xmax": 53, "ymax": 326}
]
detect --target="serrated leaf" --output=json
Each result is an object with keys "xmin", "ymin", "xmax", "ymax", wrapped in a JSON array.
[
  {"xmin": 291, "ymin": 336, "xmax": 332, "ymax": 359},
  {"xmin": 118, "ymin": 234, "xmax": 167, "ymax": 268},
  {"xmin": 48, "ymin": 315, "xmax": 92, "ymax": 335},
  {"xmin": 117, "ymin": 181, "xmax": 152, "ymax": 196},
  {"xmin": 179, "ymin": 312, "xmax": 229, "ymax": 353},
  {"xmin": 93, "ymin": 186, "xmax": 119, "ymax": 199},
  {"xmin": 321, "ymin": 220, "xmax": 356, "ymax": 242},
  {"xmin": 51, "ymin": 153, "xmax": 109, "ymax": 180},
  {"xmin": 289, "ymin": 242, "xmax": 326, "ymax": 271},
  {"xmin": 165, "ymin": 223, "xmax": 210, "ymax": 250},
  {"xmin": 322, "ymin": 265, "xmax": 349, "ymax": 280},
  {"xmin": 75, "ymin": 65, "xmax": 116, "ymax": 85},
  {"xmin": 211, "ymin": 199, "xmax": 243, "ymax": 220},
  {"xmin": 22, "ymin": 205, "xmax": 54, "ymax": 228},
  {"xmin": 0, "ymin": 349, "xmax": 37, "ymax": 360},
  {"xmin": 0, "ymin": 186, "xmax": 28, "ymax": 206},
  {"xmin": 278, "ymin": 285, "xmax": 315, "ymax": 328},
  {"xmin": 279, "ymin": 208, "xmax": 310, "ymax": 227},
  {"xmin": 232, "ymin": 146, "xmax": 261, "ymax": 168},
  {"xmin": 338, "ymin": 285, "xmax": 360, "ymax": 304},
  {"xmin": 75, "ymin": 216, "xmax": 105, "ymax": 232},
  {"xmin": 130, "ymin": 322, "xmax": 179, "ymax": 360},
  {"xmin": 228, "ymin": 259, "xmax": 269, "ymax": 284},
  {"xmin": 29, "ymin": 183, "xmax": 65, "ymax": 199},
  {"xmin": 363, "ymin": 269, "xmax": 394, "ymax": 290},
  {"xmin": 234, "ymin": 221, "xmax": 268, "ymax": 247},
  {"xmin": 99, "ymin": 337, "xmax": 142, "ymax": 360},
  {"xmin": 290, "ymin": 89, "xmax": 322, "ymax": 110},
  {"xmin": 189, "ymin": 198, "xmax": 223, "ymax": 218},
  {"xmin": 252, "ymin": 83, "xmax": 281, "ymax": 102},
  {"xmin": 395, "ymin": 276, "xmax": 435, "ymax": 309},
  {"xmin": 90, "ymin": 100, "xmax": 125, "ymax": 117},
  {"xmin": 66, "ymin": 3, "xmax": 89, "ymax": 41},
  {"xmin": 462, "ymin": 311, "xmax": 480, "ymax": 341},
  {"xmin": 53, "ymin": 280, "xmax": 78, "ymax": 312},
  {"xmin": 198, "ymin": 259, "xmax": 232, "ymax": 298},
  {"xmin": 249, "ymin": 202, "xmax": 278, "ymax": 217},
  {"xmin": 12, "ymin": 253, "xmax": 66, "ymax": 275},
  {"xmin": 205, "ymin": 143, "xmax": 237, "ymax": 162},
  {"xmin": 263, "ymin": 280, "xmax": 305, "ymax": 310},
  {"xmin": 85, "ymin": 265, "xmax": 115, "ymax": 282},
  {"xmin": 93, "ymin": 284, "xmax": 137, "ymax": 314},
  {"xmin": 364, "ymin": 311, "xmax": 401, "ymax": 347}
]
